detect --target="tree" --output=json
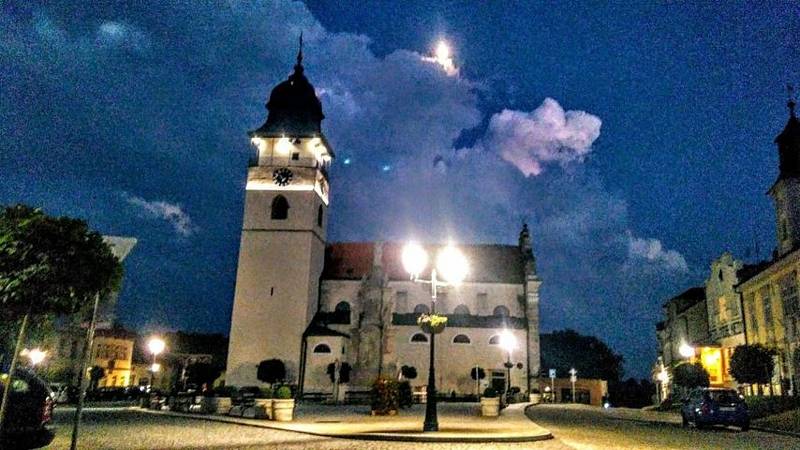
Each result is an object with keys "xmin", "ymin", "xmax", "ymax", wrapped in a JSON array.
[
  {"xmin": 326, "ymin": 362, "xmax": 352, "ymax": 383},
  {"xmin": 88, "ymin": 366, "xmax": 105, "ymax": 391},
  {"xmin": 672, "ymin": 362, "xmax": 710, "ymax": 396},
  {"xmin": 470, "ymin": 367, "xmax": 486, "ymax": 381},
  {"xmin": 256, "ymin": 359, "xmax": 286, "ymax": 385},
  {"xmin": 185, "ymin": 362, "xmax": 222, "ymax": 388},
  {"xmin": 730, "ymin": 344, "xmax": 777, "ymax": 393},
  {"xmin": 540, "ymin": 329, "xmax": 625, "ymax": 382},
  {"xmin": 0, "ymin": 205, "xmax": 122, "ymax": 436}
]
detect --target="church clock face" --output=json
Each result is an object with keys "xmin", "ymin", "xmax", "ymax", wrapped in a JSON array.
[{"xmin": 272, "ymin": 168, "xmax": 293, "ymax": 186}]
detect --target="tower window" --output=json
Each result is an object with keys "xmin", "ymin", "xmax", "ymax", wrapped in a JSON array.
[
  {"xmin": 317, "ymin": 205, "xmax": 324, "ymax": 227},
  {"xmin": 271, "ymin": 195, "xmax": 289, "ymax": 220}
]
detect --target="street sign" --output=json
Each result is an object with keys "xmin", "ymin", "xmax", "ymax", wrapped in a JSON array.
[
  {"xmin": 570, "ymin": 374, "xmax": 577, "ymax": 383},
  {"xmin": 549, "ymin": 369, "xmax": 556, "ymax": 379}
]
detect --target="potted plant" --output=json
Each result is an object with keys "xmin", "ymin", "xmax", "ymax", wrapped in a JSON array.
[
  {"xmin": 272, "ymin": 386, "xmax": 295, "ymax": 421},
  {"xmin": 529, "ymin": 388, "xmax": 541, "ymax": 405},
  {"xmin": 480, "ymin": 386, "xmax": 500, "ymax": 417},
  {"xmin": 208, "ymin": 386, "xmax": 236, "ymax": 415},
  {"xmin": 417, "ymin": 313, "xmax": 447, "ymax": 334},
  {"xmin": 254, "ymin": 387, "xmax": 273, "ymax": 419},
  {"xmin": 370, "ymin": 377, "xmax": 399, "ymax": 415}
]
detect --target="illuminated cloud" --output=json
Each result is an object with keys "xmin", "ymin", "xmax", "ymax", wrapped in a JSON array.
[
  {"xmin": 625, "ymin": 231, "xmax": 688, "ymax": 272},
  {"xmin": 96, "ymin": 21, "xmax": 150, "ymax": 51},
  {"xmin": 125, "ymin": 194, "xmax": 195, "ymax": 237}
]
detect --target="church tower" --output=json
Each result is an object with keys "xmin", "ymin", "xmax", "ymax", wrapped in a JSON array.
[
  {"xmin": 769, "ymin": 89, "xmax": 800, "ymax": 258},
  {"xmin": 227, "ymin": 40, "xmax": 333, "ymax": 387}
]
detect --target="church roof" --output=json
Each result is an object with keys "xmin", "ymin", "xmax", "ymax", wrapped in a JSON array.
[
  {"xmin": 322, "ymin": 242, "xmax": 526, "ymax": 284},
  {"xmin": 251, "ymin": 38, "xmax": 324, "ymax": 138}
]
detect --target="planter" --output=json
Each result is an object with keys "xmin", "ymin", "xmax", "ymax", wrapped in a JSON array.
[
  {"xmin": 480, "ymin": 397, "xmax": 500, "ymax": 417},
  {"xmin": 370, "ymin": 409, "xmax": 398, "ymax": 416},
  {"xmin": 529, "ymin": 393, "xmax": 541, "ymax": 405},
  {"xmin": 419, "ymin": 322, "xmax": 446, "ymax": 334},
  {"xmin": 211, "ymin": 397, "xmax": 232, "ymax": 415},
  {"xmin": 254, "ymin": 398, "xmax": 273, "ymax": 419},
  {"xmin": 272, "ymin": 399, "xmax": 295, "ymax": 422},
  {"xmin": 417, "ymin": 314, "xmax": 447, "ymax": 334}
]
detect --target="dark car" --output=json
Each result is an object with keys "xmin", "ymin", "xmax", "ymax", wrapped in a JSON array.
[
  {"xmin": 0, "ymin": 368, "xmax": 56, "ymax": 449},
  {"xmin": 681, "ymin": 387, "xmax": 749, "ymax": 431}
]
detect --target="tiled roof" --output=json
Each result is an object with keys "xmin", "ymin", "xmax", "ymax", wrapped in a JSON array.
[{"xmin": 322, "ymin": 242, "xmax": 526, "ymax": 284}]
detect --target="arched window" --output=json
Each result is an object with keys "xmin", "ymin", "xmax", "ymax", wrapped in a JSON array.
[
  {"xmin": 452, "ymin": 334, "xmax": 471, "ymax": 344},
  {"xmin": 313, "ymin": 343, "xmax": 331, "ymax": 353},
  {"xmin": 453, "ymin": 304, "xmax": 470, "ymax": 315},
  {"xmin": 317, "ymin": 205, "xmax": 324, "ymax": 227},
  {"xmin": 488, "ymin": 335, "xmax": 501, "ymax": 345},
  {"xmin": 271, "ymin": 195, "xmax": 289, "ymax": 220},
  {"xmin": 335, "ymin": 301, "xmax": 351, "ymax": 313},
  {"xmin": 493, "ymin": 305, "xmax": 510, "ymax": 317},
  {"xmin": 413, "ymin": 304, "xmax": 430, "ymax": 314},
  {"xmin": 410, "ymin": 333, "xmax": 429, "ymax": 343}
]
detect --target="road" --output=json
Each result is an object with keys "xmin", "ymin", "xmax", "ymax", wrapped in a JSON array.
[{"xmin": 45, "ymin": 405, "xmax": 799, "ymax": 449}]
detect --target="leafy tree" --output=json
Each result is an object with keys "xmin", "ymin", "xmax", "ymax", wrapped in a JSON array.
[
  {"xmin": 88, "ymin": 366, "xmax": 105, "ymax": 391},
  {"xmin": 470, "ymin": 367, "xmax": 486, "ymax": 381},
  {"xmin": 256, "ymin": 359, "xmax": 286, "ymax": 385},
  {"xmin": 672, "ymin": 362, "xmax": 710, "ymax": 391},
  {"xmin": 0, "ymin": 205, "xmax": 122, "ymax": 433},
  {"xmin": 185, "ymin": 362, "xmax": 222, "ymax": 388},
  {"xmin": 540, "ymin": 329, "xmax": 625, "ymax": 382},
  {"xmin": 730, "ymin": 344, "xmax": 777, "ymax": 389},
  {"xmin": 401, "ymin": 365, "xmax": 418, "ymax": 380},
  {"xmin": 326, "ymin": 362, "xmax": 352, "ymax": 383}
]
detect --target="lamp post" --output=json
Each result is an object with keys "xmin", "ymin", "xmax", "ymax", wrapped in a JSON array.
[
  {"xmin": 402, "ymin": 242, "xmax": 468, "ymax": 432},
  {"xmin": 498, "ymin": 329, "xmax": 516, "ymax": 406},
  {"xmin": 148, "ymin": 337, "xmax": 165, "ymax": 390}
]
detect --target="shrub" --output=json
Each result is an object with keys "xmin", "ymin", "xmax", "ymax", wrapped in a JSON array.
[
  {"xmin": 275, "ymin": 386, "xmax": 292, "ymax": 400},
  {"xmin": 259, "ymin": 387, "xmax": 273, "ymax": 399},
  {"xmin": 483, "ymin": 386, "xmax": 498, "ymax": 398},
  {"xmin": 398, "ymin": 381, "xmax": 413, "ymax": 408},
  {"xmin": 730, "ymin": 344, "xmax": 777, "ymax": 386},
  {"xmin": 745, "ymin": 396, "xmax": 800, "ymax": 419},
  {"xmin": 371, "ymin": 377, "xmax": 399, "ymax": 414}
]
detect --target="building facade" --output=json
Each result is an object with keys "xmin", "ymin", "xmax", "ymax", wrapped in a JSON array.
[
  {"xmin": 655, "ymin": 287, "xmax": 709, "ymax": 369},
  {"xmin": 226, "ymin": 47, "xmax": 542, "ymax": 396}
]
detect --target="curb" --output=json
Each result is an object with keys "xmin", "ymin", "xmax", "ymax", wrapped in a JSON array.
[{"xmin": 139, "ymin": 407, "xmax": 553, "ymax": 443}]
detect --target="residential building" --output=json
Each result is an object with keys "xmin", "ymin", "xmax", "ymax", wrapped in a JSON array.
[{"xmin": 656, "ymin": 287, "xmax": 709, "ymax": 369}]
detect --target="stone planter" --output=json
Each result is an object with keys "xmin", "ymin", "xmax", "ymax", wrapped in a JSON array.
[
  {"xmin": 254, "ymin": 398, "xmax": 273, "ymax": 419},
  {"xmin": 272, "ymin": 399, "xmax": 295, "ymax": 422},
  {"xmin": 211, "ymin": 397, "xmax": 232, "ymax": 415},
  {"xmin": 529, "ymin": 393, "xmax": 541, "ymax": 405},
  {"xmin": 480, "ymin": 397, "xmax": 500, "ymax": 417}
]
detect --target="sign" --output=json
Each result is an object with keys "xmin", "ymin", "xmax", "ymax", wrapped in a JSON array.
[
  {"xmin": 570, "ymin": 374, "xmax": 577, "ymax": 383},
  {"xmin": 548, "ymin": 369, "xmax": 556, "ymax": 379}
]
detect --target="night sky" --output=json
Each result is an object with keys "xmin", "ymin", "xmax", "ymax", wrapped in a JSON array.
[{"xmin": 1, "ymin": 1, "xmax": 798, "ymax": 378}]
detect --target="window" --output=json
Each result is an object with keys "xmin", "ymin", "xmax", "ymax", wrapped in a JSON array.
[
  {"xmin": 452, "ymin": 334, "xmax": 471, "ymax": 344},
  {"xmin": 493, "ymin": 305, "xmax": 510, "ymax": 317},
  {"xmin": 313, "ymin": 343, "xmax": 332, "ymax": 353},
  {"xmin": 453, "ymin": 304, "xmax": 470, "ymax": 315},
  {"xmin": 317, "ymin": 205, "xmax": 324, "ymax": 227},
  {"xmin": 780, "ymin": 272, "xmax": 799, "ymax": 318},
  {"xmin": 291, "ymin": 152, "xmax": 300, "ymax": 160},
  {"xmin": 410, "ymin": 333, "xmax": 429, "ymax": 343},
  {"xmin": 488, "ymin": 335, "xmax": 501, "ymax": 345},
  {"xmin": 413, "ymin": 304, "xmax": 430, "ymax": 314},
  {"xmin": 335, "ymin": 301, "xmax": 351, "ymax": 313},
  {"xmin": 271, "ymin": 195, "xmax": 289, "ymax": 220}
]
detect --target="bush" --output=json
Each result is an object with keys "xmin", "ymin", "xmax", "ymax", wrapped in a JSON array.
[
  {"xmin": 259, "ymin": 387, "xmax": 273, "ymax": 399},
  {"xmin": 730, "ymin": 344, "xmax": 777, "ymax": 386},
  {"xmin": 483, "ymin": 386, "xmax": 498, "ymax": 398},
  {"xmin": 214, "ymin": 386, "xmax": 237, "ymax": 397},
  {"xmin": 745, "ymin": 396, "xmax": 800, "ymax": 419},
  {"xmin": 398, "ymin": 381, "xmax": 413, "ymax": 408},
  {"xmin": 275, "ymin": 386, "xmax": 293, "ymax": 399},
  {"xmin": 371, "ymin": 377, "xmax": 399, "ymax": 414}
]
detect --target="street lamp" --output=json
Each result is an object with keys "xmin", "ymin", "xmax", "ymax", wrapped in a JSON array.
[
  {"xmin": 21, "ymin": 348, "xmax": 47, "ymax": 366},
  {"xmin": 402, "ymin": 242, "xmax": 468, "ymax": 432},
  {"xmin": 678, "ymin": 342, "xmax": 695, "ymax": 359},
  {"xmin": 148, "ymin": 337, "xmax": 165, "ymax": 389},
  {"xmin": 498, "ymin": 329, "xmax": 516, "ymax": 405}
]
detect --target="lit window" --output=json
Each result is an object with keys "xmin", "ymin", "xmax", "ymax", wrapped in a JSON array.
[{"xmin": 313, "ymin": 344, "xmax": 332, "ymax": 354}]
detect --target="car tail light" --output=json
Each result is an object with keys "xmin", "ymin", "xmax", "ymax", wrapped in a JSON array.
[{"xmin": 41, "ymin": 396, "xmax": 53, "ymax": 424}]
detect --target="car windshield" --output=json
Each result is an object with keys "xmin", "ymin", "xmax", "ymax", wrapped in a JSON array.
[{"xmin": 708, "ymin": 390, "xmax": 741, "ymax": 403}]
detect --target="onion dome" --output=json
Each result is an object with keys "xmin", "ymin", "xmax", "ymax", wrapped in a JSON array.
[{"xmin": 252, "ymin": 36, "xmax": 324, "ymax": 137}]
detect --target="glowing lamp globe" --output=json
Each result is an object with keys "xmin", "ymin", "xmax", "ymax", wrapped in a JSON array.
[
  {"xmin": 402, "ymin": 243, "xmax": 428, "ymax": 278},
  {"xmin": 436, "ymin": 245, "xmax": 468, "ymax": 285},
  {"xmin": 678, "ymin": 343, "xmax": 694, "ymax": 359},
  {"xmin": 498, "ymin": 329, "xmax": 517, "ymax": 352},
  {"xmin": 24, "ymin": 348, "xmax": 47, "ymax": 366},
  {"xmin": 436, "ymin": 41, "xmax": 450, "ymax": 61},
  {"xmin": 150, "ymin": 363, "xmax": 161, "ymax": 373},
  {"xmin": 148, "ymin": 337, "xmax": 166, "ymax": 356}
]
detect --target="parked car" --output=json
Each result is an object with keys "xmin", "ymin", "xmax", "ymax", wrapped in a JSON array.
[
  {"xmin": 681, "ymin": 387, "xmax": 749, "ymax": 431},
  {"xmin": 0, "ymin": 368, "xmax": 56, "ymax": 449}
]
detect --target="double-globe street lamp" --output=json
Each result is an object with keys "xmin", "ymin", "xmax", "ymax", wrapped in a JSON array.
[
  {"xmin": 148, "ymin": 337, "xmax": 166, "ymax": 390},
  {"xmin": 402, "ymin": 242, "xmax": 469, "ymax": 432}
]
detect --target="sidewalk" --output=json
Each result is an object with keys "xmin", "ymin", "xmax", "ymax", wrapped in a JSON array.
[{"xmin": 142, "ymin": 402, "xmax": 553, "ymax": 443}]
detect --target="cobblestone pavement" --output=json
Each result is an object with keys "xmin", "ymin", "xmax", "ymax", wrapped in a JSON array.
[{"xmin": 526, "ymin": 404, "xmax": 800, "ymax": 450}]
